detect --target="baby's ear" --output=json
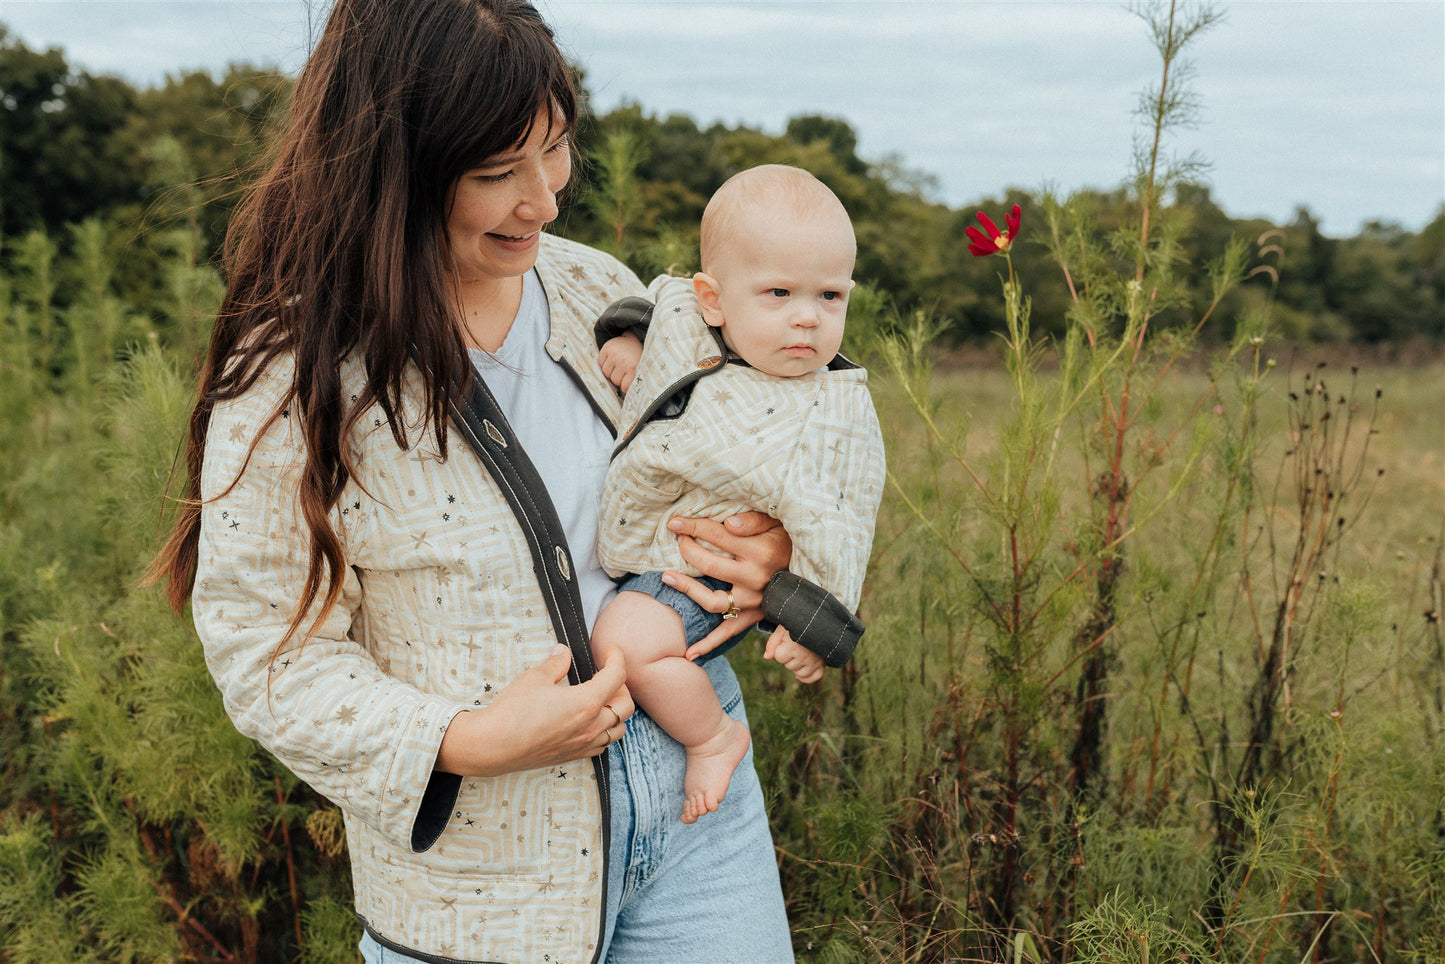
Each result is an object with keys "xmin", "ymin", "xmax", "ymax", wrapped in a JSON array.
[{"xmin": 692, "ymin": 272, "xmax": 725, "ymax": 328}]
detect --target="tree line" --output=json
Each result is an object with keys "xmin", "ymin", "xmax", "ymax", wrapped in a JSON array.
[{"xmin": 1, "ymin": 24, "xmax": 1441, "ymax": 351}]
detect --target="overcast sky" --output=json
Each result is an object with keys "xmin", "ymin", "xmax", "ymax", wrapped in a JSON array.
[{"xmin": 3, "ymin": 1, "xmax": 1441, "ymax": 238}]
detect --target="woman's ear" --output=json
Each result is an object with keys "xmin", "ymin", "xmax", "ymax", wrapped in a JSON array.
[{"xmin": 692, "ymin": 272, "xmax": 726, "ymax": 328}]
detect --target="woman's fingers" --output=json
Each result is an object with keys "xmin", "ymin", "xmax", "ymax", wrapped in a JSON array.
[
  {"xmin": 667, "ymin": 512, "xmax": 788, "ymax": 563},
  {"xmin": 455, "ymin": 646, "xmax": 635, "ymax": 771},
  {"xmin": 660, "ymin": 570, "xmax": 762, "ymax": 649},
  {"xmin": 657, "ymin": 569, "xmax": 724, "ymax": 606},
  {"xmin": 683, "ymin": 616, "xmax": 756, "ymax": 662},
  {"xmin": 720, "ymin": 510, "xmax": 785, "ymax": 539},
  {"xmin": 583, "ymin": 649, "xmax": 634, "ymax": 735},
  {"xmin": 667, "ymin": 512, "xmax": 791, "ymax": 610}
]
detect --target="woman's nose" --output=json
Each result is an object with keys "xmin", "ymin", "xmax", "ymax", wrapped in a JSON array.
[{"xmin": 518, "ymin": 171, "xmax": 560, "ymax": 223}]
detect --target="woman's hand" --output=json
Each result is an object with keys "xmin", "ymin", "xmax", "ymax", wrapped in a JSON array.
[
  {"xmin": 661, "ymin": 511, "xmax": 793, "ymax": 660},
  {"xmin": 435, "ymin": 645, "xmax": 635, "ymax": 777}
]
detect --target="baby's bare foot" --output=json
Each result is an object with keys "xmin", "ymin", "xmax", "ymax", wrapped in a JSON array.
[{"xmin": 679, "ymin": 717, "xmax": 751, "ymax": 824}]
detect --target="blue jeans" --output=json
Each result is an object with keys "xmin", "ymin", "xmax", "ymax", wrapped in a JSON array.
[
  {"xmin": 359, "ymin": 657, "xmax": 792, "ymax": 963},
  {"xmin": 601, "ymin": 655, "xmax": 793, "ymax": 962}
]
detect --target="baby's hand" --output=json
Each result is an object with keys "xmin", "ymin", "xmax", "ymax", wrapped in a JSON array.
[
  {"xmin": 764, "ymin": 625, "xmax": 824, "ymax": 685},
  {"xmin": 598, "ymin": 333, "xmax": 643, "ymax": 393}
]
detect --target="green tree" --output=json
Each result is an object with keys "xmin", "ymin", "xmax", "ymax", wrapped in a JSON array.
[{"xmin": 0, "ymin": 28, "xmax": 140, "ymax": 235}]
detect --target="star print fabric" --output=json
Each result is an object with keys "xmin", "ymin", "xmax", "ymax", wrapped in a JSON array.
[
  {"xmin": 191, "ymin": 234, "xmax": 645, "ymax": 962},
  {"xmin": 598, "ymin": 275, "xmax": 886, "ymax": 617}
]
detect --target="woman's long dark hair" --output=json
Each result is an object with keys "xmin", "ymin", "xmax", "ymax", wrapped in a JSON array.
[{"xmin": 152, "ymin": 0, "xmax": 577, "ymax": 645}]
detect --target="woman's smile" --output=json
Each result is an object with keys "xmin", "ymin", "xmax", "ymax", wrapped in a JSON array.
[{"xmin": 446, "ymin": 108, "xmax": 570, "ymax": 289}]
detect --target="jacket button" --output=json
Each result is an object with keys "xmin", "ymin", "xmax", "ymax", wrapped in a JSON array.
[
  {"xmin": 698, "ymin": 355, "xmax": 722, "ymax": 369},
  {"xmin": 554, "ymin": 546, "xmax": 572, "ymax": 581}
]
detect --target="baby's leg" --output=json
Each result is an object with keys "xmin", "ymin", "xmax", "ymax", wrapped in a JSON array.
[{"xmin": 592, "ymin": 590, "xmax": 750, "ymax": 823}]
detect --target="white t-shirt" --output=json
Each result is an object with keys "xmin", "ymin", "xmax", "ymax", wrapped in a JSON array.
[{"xmin": 468, "ymin": 269, "xmax": 617, "ymax": 633}]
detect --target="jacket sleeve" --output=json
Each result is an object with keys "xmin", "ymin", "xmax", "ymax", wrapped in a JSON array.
[
  {"xmin": 764, "ymin": 381, "xmax": 887, "ymax": 666},
  {"xmin": 191, "ymin": 357, "xmax": 470, "ymax": 852}
]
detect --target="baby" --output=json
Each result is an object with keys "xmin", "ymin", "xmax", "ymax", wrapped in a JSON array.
[{"xmin": 591, "ymin": 164, "xmax": 886, "ymax": 823}]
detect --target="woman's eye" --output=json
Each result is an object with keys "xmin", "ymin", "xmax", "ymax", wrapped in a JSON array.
[{"xmin": 477, "ymin": 170, "xmax": 514, "ymax": 183}]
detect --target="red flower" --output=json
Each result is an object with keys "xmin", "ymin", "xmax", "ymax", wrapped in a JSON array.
[{"xmin": 966, "ymin": 204, "xmax": 1022, "ymax": 257}]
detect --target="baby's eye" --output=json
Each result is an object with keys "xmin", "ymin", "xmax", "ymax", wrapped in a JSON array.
[
  {"xmin": 769, "ymin": 288, "xmax": 790, "ymax": 298},
  {"xmin": 820, "ymin": 290, "xmax": 842, "ymax": 301}
]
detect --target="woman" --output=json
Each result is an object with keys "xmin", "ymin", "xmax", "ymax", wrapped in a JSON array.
[{"xmin": 153, "ymin": 0, "xmax": 796, "ymax": 960}]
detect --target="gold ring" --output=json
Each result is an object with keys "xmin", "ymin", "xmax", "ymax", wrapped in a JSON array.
[
  {"xmin": 604, "ymin": 703, "xmax": 621, "ymax": 728},
  {"xmin": 721, "ymin": 591, "xmax": 741, "ymax": 620}
]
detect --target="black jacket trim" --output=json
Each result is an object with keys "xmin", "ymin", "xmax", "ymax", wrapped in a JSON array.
[
  {"xmin": 594, "ymin": 294, "xmax": 654, "ymax": 349},
  {"xmin": 762, "ymin": 569, "xmax": 865, "ymax": 667}
]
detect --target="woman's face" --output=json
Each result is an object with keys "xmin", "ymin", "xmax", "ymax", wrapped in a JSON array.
[{"xmin": 445, "ymin": 107, "xmax": 571, "ymax": 288}]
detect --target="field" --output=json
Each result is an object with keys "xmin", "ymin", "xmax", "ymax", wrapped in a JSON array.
[
  {"xmin": 734, "ymin": 346, "xmax": 1445, "ymax": 961},
  {"xmin": 2, "ymin": 0, "xmax": 1442, "ymax": 953},
  {"xmin": 0, "ymin": 282, "xmax": 1442, "ymax": 959}
]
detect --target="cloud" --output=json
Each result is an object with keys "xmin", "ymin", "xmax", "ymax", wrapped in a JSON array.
[{"xmin": 4, "ymin": 0, "xmax": 1441, "ymax": 234}]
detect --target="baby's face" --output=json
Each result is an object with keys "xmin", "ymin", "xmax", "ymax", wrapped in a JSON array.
[{"xmin": 704, "ymin": 207, "xmax": 855, "ymax": 378}]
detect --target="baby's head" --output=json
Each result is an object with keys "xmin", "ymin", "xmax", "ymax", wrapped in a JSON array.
[{"xmin": 694, "ymin": 165, "xmax": 856, "ymax": 377}]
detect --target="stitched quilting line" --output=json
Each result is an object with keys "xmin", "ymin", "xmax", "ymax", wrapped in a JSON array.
[{"xmin": 772, "ymin": 578, "xmax": 851, "ymax": 665}]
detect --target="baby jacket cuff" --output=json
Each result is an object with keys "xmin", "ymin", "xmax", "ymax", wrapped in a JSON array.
[{"xmin": 762, "ymin": 570, "xmax": 864, "ymax": 668}]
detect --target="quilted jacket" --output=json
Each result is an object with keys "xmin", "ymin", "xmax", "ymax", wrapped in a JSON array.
[
  {"xmin": 192, "ymin": 234, "xmax": 644, "ymax": 963},
  {"xmin": 597, "ymin": 275, "xmax": 886, "ymax": 618}
]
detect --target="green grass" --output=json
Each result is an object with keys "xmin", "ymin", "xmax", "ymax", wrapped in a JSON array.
[{"xmin": 736, "ymin": 348, "xmax": 1445, "ymax": 961}]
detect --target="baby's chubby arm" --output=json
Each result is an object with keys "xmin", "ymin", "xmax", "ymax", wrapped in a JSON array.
[{"xmin": 598, "ymin": 332, "xmax": 643, "ymax": 393}]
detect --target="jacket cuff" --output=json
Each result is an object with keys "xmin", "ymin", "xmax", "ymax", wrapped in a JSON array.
[
  {"xmin": 411, "ymin": 769, "xmax": 462, "ymax": 852},
  {"xmin": 595, "ymin": 295, "xmax": 654, "ymax": 349},
  {"xmin": 761, "ymin": 570, "xmax": 864, "ymax": 668}
]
